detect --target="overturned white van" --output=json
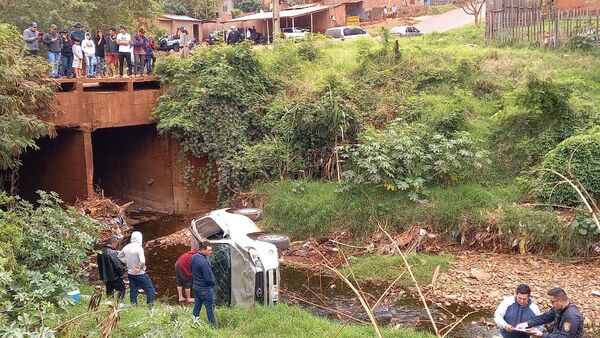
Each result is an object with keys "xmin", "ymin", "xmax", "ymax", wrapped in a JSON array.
[{"xmin": 189, "ymin": 208, "xmax": 290, "ymax": 306}]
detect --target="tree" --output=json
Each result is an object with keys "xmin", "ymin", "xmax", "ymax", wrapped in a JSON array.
[
  {"xmin": 455, "ymin": 0, "xmax": 486, "ymax": 27},
  {"xmin": 233, "ymin": 0, "xmax": 263, "ymax": 13},
  {"xmin": 0, "ymin": 24, "xmax": 56, "ymax": 193},
  {"xmin": 0, "ymin": 0, "xmax": 161, "ymax": 32},
  {"xmin": 161, "ymin": 0, "xmax": 220, "ymax": 19}
]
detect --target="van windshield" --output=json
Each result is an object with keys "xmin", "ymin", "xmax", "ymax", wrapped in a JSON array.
[{"xmin": 208, "ymin": 243, "xmax": 232, "ymax": 306}]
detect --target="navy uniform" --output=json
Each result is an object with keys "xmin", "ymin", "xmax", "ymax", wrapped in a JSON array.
[{"xmin": 526, "ymin": 303, "xmax": 585, "ymax": 338}]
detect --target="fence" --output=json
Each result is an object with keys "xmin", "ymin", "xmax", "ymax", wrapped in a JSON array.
[{"xmin": 486, "ymin": 0, "xmax": 600, "ymax": 48}]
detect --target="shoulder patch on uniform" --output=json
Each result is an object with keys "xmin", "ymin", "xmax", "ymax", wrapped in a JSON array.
[{"xmin": 563, "ymin": 322, "xmax": 571, "ymax": 332}]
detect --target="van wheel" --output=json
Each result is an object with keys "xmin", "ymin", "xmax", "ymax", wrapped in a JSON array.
[
  {"xmin": 172, "ymin": 44, "xmax": 180, "ymax": 52},
  {"xmin": 257, "ymin": 233, "xmax": 290, "ymax": 250}
]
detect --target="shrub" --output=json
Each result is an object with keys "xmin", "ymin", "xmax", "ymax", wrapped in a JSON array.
[
  {"xmin": 0, "ymin": 191, "xmax": 101, "ymax": 336},
  {"xmin": 535, "ymin": 128, "xmax": 600, "ymax": 205},
  {"xmin": 492, "ymin": 77, "xmax": 581, "ymax": 172},
  {"xmin": 341, "ymin": 121, "xmax": 489, "ymax": 200}
]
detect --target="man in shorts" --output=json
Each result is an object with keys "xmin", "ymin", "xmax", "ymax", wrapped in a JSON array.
[{"xmin": 175, "ymin": 247, "xmax": 198, "ymax": 303}]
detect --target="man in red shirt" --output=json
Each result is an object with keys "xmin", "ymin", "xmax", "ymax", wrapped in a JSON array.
[{"xmin": 175, "ymin": 248, "xmax": 198, "ymax": 303}]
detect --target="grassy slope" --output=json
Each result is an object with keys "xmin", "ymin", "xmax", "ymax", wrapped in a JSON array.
[
  {"xmin": 253, "ymin": 25, "xmax": 600, "ymax": 256},
  {"xmin": 341, "ymin": 253, "xmax": 454, "ymax": 286},
  {"xmin": 53, "ymin": 287, "xmax": 434, "ymax": 337}
]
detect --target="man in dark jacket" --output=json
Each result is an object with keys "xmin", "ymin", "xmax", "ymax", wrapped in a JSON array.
[
  {"xmin": 43, "ymin": 24, "xmax": 63, "ymax": 78},
  {"xmin": 516, "ymin": 288, "xmax": 585, "ymax": 338},
  {"xmin": 97, "ymin": 236, "xmax": 126, "ymax": 300},
  {"xmin": 226, "ymin": 26, "xmax": 242, "ymax": 45},
  {"xmin": 494, "ymin": 284, "xmax": 542, "ymax": 338},
  {"xmin": 191, "ymin": 240, "xmax": 216, "ymax": 328}
]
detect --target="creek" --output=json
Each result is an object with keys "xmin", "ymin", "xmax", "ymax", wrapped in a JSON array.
[{"xmin": 132, "ymin": 214, "xmax": 500, "ymax": 338}]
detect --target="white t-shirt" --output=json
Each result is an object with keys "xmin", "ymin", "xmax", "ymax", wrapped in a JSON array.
[{"xmin": 116, "ymin": 32, "xmax": 131, "ymax": 53}]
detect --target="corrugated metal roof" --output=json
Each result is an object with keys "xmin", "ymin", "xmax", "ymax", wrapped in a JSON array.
[
  {"xmin": 159, "ymin": 14, "xmax": 202, "ymax": 22},
  {"xmin": 227, "ymin": 5, "xmax": 330, "ymax": 22}
]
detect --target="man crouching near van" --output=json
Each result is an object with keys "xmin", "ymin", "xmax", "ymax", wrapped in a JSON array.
[{"xmin": 191, "ymin": 240, "xmax": 216, "ymax": 328}]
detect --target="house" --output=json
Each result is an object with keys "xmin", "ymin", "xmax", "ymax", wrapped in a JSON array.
[{"xmin": 157, "ymin": 14, "xmax": 203, "ymax": 39}]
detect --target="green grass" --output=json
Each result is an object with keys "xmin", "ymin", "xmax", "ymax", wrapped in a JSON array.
[
  {"xmin": 255, "ymin": 180, "xmax": 521, "ymax": 240},
  {"xmin": 51, "ymin": 288, "xmax": 435, "ymax": 338},
  {"xmin": 340, "ymin": 253, "xmax": 454, "ymax": 287},
  {"xmin": 427, "ymin": 4, "xmax": 456, "ymax": 15}
]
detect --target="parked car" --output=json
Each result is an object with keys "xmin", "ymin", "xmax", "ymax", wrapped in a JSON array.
[
  {"xmin": 282, "ymin": 27, "xmax": 309, "ymax": 39},
  {"xmin": 390, "ymin": 26, "xmax": 422, "ymax": 37},
  {"xmin": 157, "ymin": 35, "xmax": 182, "ymax": 52},
  {"xmin": 325, "ymin": 26, "xmax": 370, "ymax": 40},
  {"xmin": 189, "ymin": 208, "xmax": 290, "ymax": 306}
]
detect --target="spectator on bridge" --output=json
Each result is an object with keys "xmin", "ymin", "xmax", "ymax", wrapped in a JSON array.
[
  {"xmin": 81, "ymin": 32, "xmax": 96, "ymax": 77},
  {"xmin": 106, "ymin": 28, "xmax": 119, "ymax": 77},
  {"xmin": 145, "ymin": 36, "xmax": 156, "ymax": 75},
  {"xmin": 23, "ymin": 22, "xmax": 41, "ymax": 56},
  {"xmin": 94, "ymin": 30, "xmax": 106, "ymax": 77},
  {"xmin": 43, "ymin": 24, "xmax": 63, "ymax": 78},
  {"xmin": 392, "ymin": 4, "xmax": 398, "ymax": 19},
  {"xmin": 116, "ymin": 25, "xmax": 132, "ymax": 77},
  {"xmin": 70, "ymin": 23, "xmax": 87, "ymax": 72},
  {"xmin": 59, "ymin": 29, "xmax": 74, "ymax": 78},
  {"xmin": 132, "ymin": 27, "xmax": 147, "ymax": 77},
  {"xmin": 72, "ymin": 39, "xmax": 83, "ymax": 78},
  {"xmin": 383, "ymin": 6, "xmax": 388, "ymax": 21}
]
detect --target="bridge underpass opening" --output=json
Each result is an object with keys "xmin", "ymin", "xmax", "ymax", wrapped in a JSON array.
[{"xmin": 92, "ymin": 125, "xmax": 217, "ymax": 212}]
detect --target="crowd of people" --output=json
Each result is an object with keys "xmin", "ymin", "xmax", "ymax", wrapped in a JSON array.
[
  {"xmin": 97, "ymin": 233, "xmax": 217, "ymax": 328},
  {"xmin": 23, "ymin": 22, "xmax": 157, "ymax": 78}
]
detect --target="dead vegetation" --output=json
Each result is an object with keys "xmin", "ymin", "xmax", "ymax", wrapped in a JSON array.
[{"xmin": 75, "ymin": 189, "xmax": 133, "ymax": 242}]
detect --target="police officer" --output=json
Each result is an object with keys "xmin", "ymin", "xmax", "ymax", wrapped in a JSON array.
[{"xmin": 516, "ymin": 287, "xmax": 585, "ymax": 338}]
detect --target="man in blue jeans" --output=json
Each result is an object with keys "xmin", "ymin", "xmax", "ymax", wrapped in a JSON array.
[
  {"xmin": 43, "ymin": 24, "xmax": 63, "ymax": 78},
  {"xmin": 118, "ymin": 231, "xmax": 156, "ymax": 305},
  {"xmin": 191, "ymin": 240, "xmax": 216, "ymax": 328}
]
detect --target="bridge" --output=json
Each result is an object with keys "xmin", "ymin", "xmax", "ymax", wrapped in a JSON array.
[{"xmin": 19, "ymin": 77, "xmax": 215, "ymax": 212}]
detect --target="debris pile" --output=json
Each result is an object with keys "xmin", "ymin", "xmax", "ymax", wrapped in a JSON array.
[{"xmin": 75, "ymin": 190, "xmax": 133, "ymax": 242}]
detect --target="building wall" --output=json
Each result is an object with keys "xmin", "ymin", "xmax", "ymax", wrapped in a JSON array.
[
  {"xmin": 157, "ymin": 19, "xmax": 202, "ymax": 39},
  {"xmin": 554, "ymin": 0, "xmax": 600, "ymax": 9}
]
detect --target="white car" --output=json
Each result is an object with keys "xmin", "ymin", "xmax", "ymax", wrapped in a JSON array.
[
  {"xmin": 325, "ymin": 26, "xmax": 371, "ymax": 40},
  {"xmin": 390, "ymin": 26, "xmax": 423, "ymax": 37},
  {"xmin": 189, "ymin": 208, "xmax": 290, "ymax": 306},
  {"xmin": 282, "ymin": 27, "xmax": 308, "ymax": 39}
]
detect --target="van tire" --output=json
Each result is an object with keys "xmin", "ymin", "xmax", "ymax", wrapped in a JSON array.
[{"xmin": 257, "ymin": 233, "xmax": 290, "ymax": 250}]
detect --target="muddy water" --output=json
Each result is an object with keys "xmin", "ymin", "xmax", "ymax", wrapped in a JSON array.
[{"xmin": 132, "ymin": 214, "xmax": 500, "ymax": 337}]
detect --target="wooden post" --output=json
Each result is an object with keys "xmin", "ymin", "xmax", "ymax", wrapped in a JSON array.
[
  {"xmin": 272, "ymin": 0, "xmax": 280, "ymax": 40},
  {"xmin": 311, "ymin": 13, "xmax": 314, "ymax": 33}
]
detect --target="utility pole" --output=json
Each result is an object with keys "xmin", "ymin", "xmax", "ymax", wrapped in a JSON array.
[{"xmin": 272, "ymin": 0, "xmax": 280, "ymax": 41}]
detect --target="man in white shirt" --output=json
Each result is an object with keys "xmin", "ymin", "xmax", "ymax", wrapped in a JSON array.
[{"xmin": 116, "ymin": 25, "xmax": 132, "ymax": 77}]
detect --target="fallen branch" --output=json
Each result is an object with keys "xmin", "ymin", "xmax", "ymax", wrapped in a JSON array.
[
  {"xmin": 281, "ymin": 289, "xmax": 368, "ymax": 324},
  {"xmin": 314, "ymin": 249, "xmax": 383, "ymax": 338},
  {"xmin": 441, "ymin": 311, "xmax": 476, "ymax": 338},
  {"xmin": 378, "ymin": 224, "xmax": 441, "ymax": 337}
]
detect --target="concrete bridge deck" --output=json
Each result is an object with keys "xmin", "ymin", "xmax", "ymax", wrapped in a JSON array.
[{"xmin": 19, "ymin": 77, "xmax": 216, "ymax": 212}]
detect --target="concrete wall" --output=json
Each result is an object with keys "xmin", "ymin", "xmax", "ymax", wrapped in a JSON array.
[
  {"xmin": 21, "ymin": 78, "xmax": 217, "ymax": 213},
  {"xmin": 93, "ymin": 125, "xmax": 217, "ymax": 212},
  {"xmin": 50, "ymin": 78, "xmax": 160, "ymax": 130},
  {"xmin": 19, "ymin": 129, "xmax": 93, "ymax": 204}
]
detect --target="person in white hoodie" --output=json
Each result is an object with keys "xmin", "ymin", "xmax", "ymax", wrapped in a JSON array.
[
  {"xmin": 118, "ymin": 231, "xmax": 156, "ymax": 305},
  {"xmin": 81, "ymin": 32, "xmax": 97, "ymax": 77}
]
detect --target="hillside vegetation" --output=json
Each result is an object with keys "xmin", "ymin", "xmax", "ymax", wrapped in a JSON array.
[{"xmin": 154, "ymin": 26, "xmax": 600, "ymax": 258}]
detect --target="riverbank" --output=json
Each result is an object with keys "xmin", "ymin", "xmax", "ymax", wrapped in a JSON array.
[{"xmin": 53, "ymin": 288, "xmax": 434, "ymax": 337}]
